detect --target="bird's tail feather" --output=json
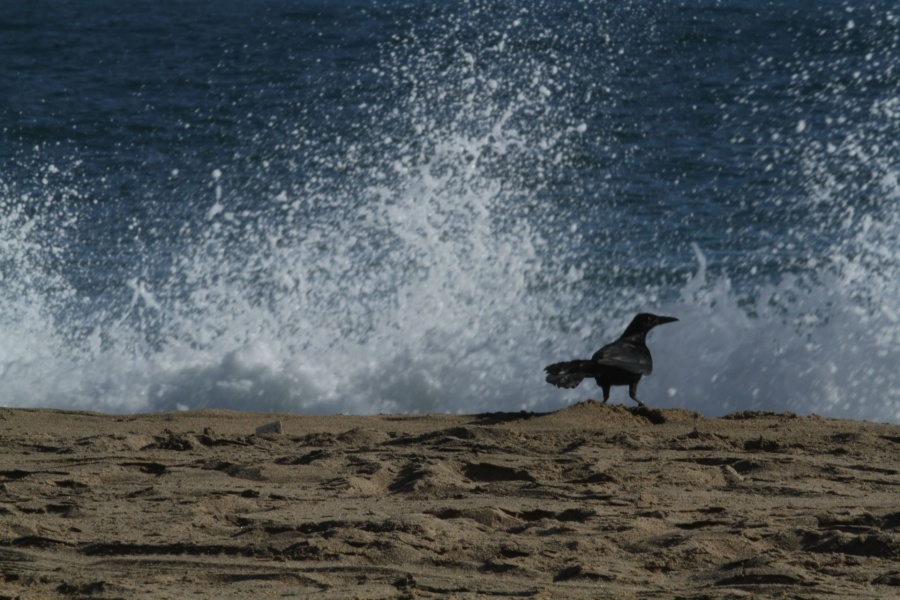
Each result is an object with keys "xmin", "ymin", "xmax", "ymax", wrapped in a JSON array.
[{"xmin": 544, "ymin": 360, "xmax": 594, "ymax": 389}]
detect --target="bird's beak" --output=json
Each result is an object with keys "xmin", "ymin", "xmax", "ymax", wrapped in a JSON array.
[{"xmin": 656, "ymin": 316, "xmax": 679, "ymax": 325}]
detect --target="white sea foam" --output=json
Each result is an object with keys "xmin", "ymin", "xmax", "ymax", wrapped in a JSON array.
[
  {"xmin": 3, "ymin": 131, "xmax": 899, "ymax": 423},
  {"xmin": 2, "ymin": 201, "xmax": 899, "ymax": 422}
]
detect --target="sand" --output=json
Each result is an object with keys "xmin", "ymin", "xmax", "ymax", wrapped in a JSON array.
[{"xmin": 1, "ymin": 402, "xmax": 899, "ymax": 599}]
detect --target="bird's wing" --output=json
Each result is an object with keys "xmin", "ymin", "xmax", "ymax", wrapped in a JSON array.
[{"xmin": 591, "ymin": 341, "xmax": 653, "ymax": 375}]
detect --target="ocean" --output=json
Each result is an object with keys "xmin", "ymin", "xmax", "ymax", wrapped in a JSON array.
[{"xmin": 1, "ymin": 0, "xmax": 898, "ymax": 422}]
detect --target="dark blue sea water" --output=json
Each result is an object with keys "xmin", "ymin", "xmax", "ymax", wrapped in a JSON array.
[{"xmin": 2, "ymin": 0, "xmax": 899, "ymax": 421}]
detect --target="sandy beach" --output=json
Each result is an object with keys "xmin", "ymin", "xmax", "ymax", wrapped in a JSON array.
[{"xmin": 1, "ymin": 402, "xmax": 899, "ymax": 599}]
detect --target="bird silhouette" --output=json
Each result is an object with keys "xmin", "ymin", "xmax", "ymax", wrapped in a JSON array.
[{"xmin": 544, "ymin": 313, "xmax": 678, "ymax": 407}]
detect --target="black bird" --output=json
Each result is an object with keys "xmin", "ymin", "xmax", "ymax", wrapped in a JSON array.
[{"xmin": 544, "ymin": 313, "xmax": 678, "ymax": 407}]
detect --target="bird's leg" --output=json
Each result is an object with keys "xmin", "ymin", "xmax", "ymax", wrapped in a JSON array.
[
  {"xmin": 602, "ymin": 385, "xmax": 611, "ymax": 403},
  {"xmin": 628, "ymin": 383, "xmax": 646, "ymax": 408}
]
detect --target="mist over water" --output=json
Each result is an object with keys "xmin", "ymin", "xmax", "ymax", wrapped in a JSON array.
[{"xmin": 1, "ymin": 1, "xmax": 899, "ymax": 422}]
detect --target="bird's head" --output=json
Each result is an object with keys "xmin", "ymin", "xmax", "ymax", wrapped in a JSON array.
[{"xmin": 623, "ymin": 313, "xmax": 679, "ymax": 337}]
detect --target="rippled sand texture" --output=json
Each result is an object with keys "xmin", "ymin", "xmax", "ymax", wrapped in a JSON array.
[{"xmin": 2, "ymin": 403, "xmax": 899, "ymax": 598}]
